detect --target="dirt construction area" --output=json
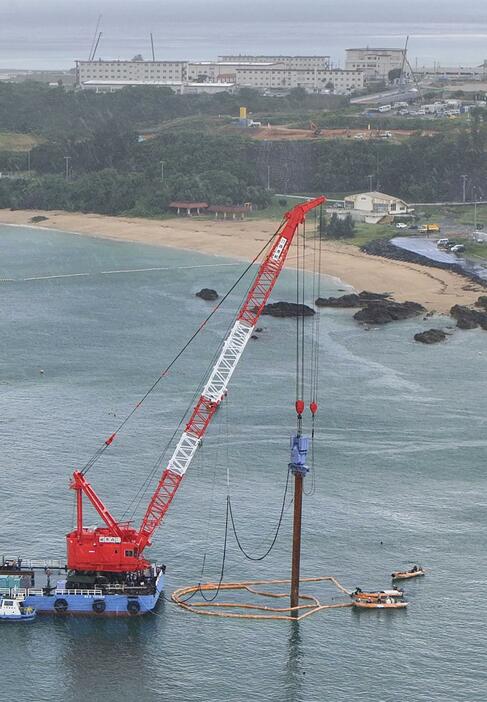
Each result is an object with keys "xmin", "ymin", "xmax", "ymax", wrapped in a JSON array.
[{"xmin": 247, "ymin": 125, "xmax": 435, "ymax": 141}]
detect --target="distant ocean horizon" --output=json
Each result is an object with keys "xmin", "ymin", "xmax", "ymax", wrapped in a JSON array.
[{"xmin": 1, "ymin": 20, "xmax": 487, "ymax": 72}]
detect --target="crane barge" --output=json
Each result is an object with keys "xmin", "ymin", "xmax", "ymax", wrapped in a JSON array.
[{"xmin": 1, "ymin": 197, "xmax": 325, "ymax": 616}]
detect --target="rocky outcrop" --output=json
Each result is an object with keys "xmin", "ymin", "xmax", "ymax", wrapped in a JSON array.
[
  {"xmin": 354, "ymin": 300, "xmax": 425, "ymax": 325},
  {"xmin": 475, "ymin": 295, "xmax": 487, "ymax": 310},
  {"xmin": 450, "ymin": 304, "xmax": 487, "ymax": 330},
  {"xmin": 361, "ymin": 238, "xmax": 487, "ymax": 288},
  {"xmin": 414, "ymin": 329, "xmax": 447, "ymax": 344},
  {"xmin": 196, "ymin": 288, "xmax": 219, "ymax": 301},
  {"xmin": 261, "ymin": 301, "xmax": 315, "ymax": 318},
  {"xmin": 315, "ymin": 291, "xmax": 390, "ymax": 308},
  {"xmin": 315, "ymin": 293, "xmax": 362, "ymax": 308}
]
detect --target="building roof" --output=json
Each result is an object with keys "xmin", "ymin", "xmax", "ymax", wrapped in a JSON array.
[
  {"xmin": 169, "ymin": 201, "xmax": 209, "ymax": 209},
  {"xmin": 346, "ymin": 48, "xmax": 405, "ymax": 53},
  {"xmin": 82, "ymin": 80, "xmax": 235, "ymax": 88},
  {"xmin": 207, "ymin": 205, "xmax": 250, "ymax": 213},
  {"xmin": 345, "ymin": 191, "xmax": 406, "ymax": 202}
]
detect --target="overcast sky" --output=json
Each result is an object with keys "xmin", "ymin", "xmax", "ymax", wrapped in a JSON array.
[{"xmin": 5, "ymin": 0, "xmax": 487, "ymax": 23}]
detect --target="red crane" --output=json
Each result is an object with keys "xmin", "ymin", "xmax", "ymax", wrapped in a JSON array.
[{"xmin": 66, "ymin": 196, "xmax": 325, "ymax": 575}]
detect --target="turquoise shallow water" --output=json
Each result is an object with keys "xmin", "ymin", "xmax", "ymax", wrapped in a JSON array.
[{"xmin": 0, "ymin": 224, "xmax": 486, "ymax": 702}]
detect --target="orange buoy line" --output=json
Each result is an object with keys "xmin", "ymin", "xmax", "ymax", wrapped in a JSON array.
[{"xmin": 171, "ymin": 576, "xmax": 354, "ymax": 621}]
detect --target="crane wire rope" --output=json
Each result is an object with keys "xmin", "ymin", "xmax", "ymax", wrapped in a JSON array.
[
  {"xmin": 121, "ymin": 225, "xmax": 287, "ymax": 523},
  {"xmin": 80, "ymin": 219, "xmax": 286, "ymax": 477}
]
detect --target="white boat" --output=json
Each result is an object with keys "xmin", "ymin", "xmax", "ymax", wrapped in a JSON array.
[{"xmin": 0, "ymin": 596, "xmax": 36, "ymax": 622}]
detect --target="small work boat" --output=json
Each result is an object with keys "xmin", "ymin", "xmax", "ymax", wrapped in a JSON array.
[
  {"xmin": 352, "ymin": 587, "xmax": 404, "ymax": 600},
  {"xmin": 0, "ymin": 596, "xmax": 36, "ymax": 622},
  {"xmin": 353, "ymin": 597, "xmax": 408, "ymax": 610},
  {"xmin": 391, "ymin": 566, "xmax": 425, "ymax": 581}
]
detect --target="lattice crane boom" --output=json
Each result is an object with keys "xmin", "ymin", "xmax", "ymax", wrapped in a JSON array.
[{"xmin": 66, "ymin": 196, "xmax": 325, "ymax": 572}]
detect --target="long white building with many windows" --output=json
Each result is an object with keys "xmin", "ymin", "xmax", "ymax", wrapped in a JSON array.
[
  {"xmin": 76, "ymin": 60, "xmax": 187, "ymax": 85},
  {"xmin": 218, "ymin": 55, "xmax": 331, "ymax": 70},
  {"xmin": 76, "ymin": 57, "xmax": 363, "ymax": 94},
  {"xmin": 235, "ymin": 67, "xmax": 364, "ymax": 94}
]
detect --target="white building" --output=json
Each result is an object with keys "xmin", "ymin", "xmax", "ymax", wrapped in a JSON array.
[
  {"xmin": 345, "ymin": 48, "xmax": 406, "ymax": 81},
  {"xmin": 186, "ymin": 61, "xmax": 284, "ymax": 82},
  {"xmin": 79, "ymin": 79, "xmax": 235, "ymax": 94},
  {"xmin": 343, "ymin": 191, "xmax": 413, "ymax": 223},
  {"xmin": 414, "ymin": 64, "xmax": 487, "ymax": 81},
  {"xmin": 234, "ymin": 67, "xmax": 364, "ymax": 94},
  {"xmin": 76, "ymin": 60, "xmax": 187, "ymax": 85},
  {"xmin": 219, "ymin": 55, "xmax": 331, "ymax": 70}
]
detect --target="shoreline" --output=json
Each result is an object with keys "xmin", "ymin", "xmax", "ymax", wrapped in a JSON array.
[{"xmin": 0, "ymin": 208, "xmax": 484, "ymax": 313}]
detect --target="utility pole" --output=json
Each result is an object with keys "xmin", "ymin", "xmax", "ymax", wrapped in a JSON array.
[
  {"xmin": 474, "ymin": 187, "xmax": 478, "ymax": 232},
  {"xmin": 27, "ymin": 150, "xmax": 31, "ymax": 177},
  {"xmin": 64, "ymin": 156, "xmax": 71, "ymax": 181},
  {"xmin": 160, "ymin": 161, "xmax": 165, "ymax": 182},
  {"xmin": 367, "ymin": 174, "xmax": 374, "ymax": 192},
  {"xmin": 461, "ymin": 174, "xmax": 468, "ymax": 203},
  {"xmin": 267, "ymin": 164, "xmax": 271, "ymax": 190}
]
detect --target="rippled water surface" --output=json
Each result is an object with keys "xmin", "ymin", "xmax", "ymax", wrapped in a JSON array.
[{"xmin": 0, "ymin": 225, "xmax": 486, "ymax": 702}]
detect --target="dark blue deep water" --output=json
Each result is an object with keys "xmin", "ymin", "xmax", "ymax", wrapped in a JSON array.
[{"xmin": 0, "ymin": 225, "xmax": 486, "ymax": 702}]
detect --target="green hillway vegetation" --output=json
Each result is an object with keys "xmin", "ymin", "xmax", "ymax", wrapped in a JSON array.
[{"xmin": 0, "ymin": 82, "xmax": 487, "ymax": 231}]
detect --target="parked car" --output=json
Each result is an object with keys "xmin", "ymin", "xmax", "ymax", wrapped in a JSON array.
[
  {"xmin": 437, "ymin": 238, "xmax": 450, "ymax": 247},
  {"xmin": 409, "ymin": 224, "xmax": 418, "ymax": 230},
  {"xmin": 450, "ymin": 244, "xmax": 465, "ymax": 253},
  {"xmin": 445, "ymin": 241, "xmax": 458, "ymax": 250},
  {"xmin": 395, "ymin": 222, "xmax": 408, "ymax": 229}
]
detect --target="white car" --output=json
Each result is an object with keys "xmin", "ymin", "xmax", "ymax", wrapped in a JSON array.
[
  {"xmin": 395, "ymin": 222, "xmax": 408, "ymax": 229},
  {"xmin": 450, "ymin": 244, "xmax": 465, "ymax": 253},
  {"xmin": 437, "ymin": 238, "xmax": 449, "ymax": 247}
]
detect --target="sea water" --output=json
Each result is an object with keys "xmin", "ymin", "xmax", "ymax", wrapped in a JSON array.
[
  {"xmin": 1, "ymin": 20, "xmax": 487, "ymax": 70},
  {"xmin": 0, "ymin": 224, "xmax": 486, "ymax": 702}
]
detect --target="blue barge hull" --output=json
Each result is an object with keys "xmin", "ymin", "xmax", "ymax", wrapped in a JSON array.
[{"xmin": 23, "ymin": 570, "xmax": 164, "ymax": 616}]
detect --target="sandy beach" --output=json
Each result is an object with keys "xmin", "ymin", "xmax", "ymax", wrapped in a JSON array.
[{"xmin": 0, "ymin": 208, "xmax": 483, "ymax": 313}]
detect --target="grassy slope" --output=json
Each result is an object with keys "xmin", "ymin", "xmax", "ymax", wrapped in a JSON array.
[{"xmin": 0, "ymin": 132, "xmax": 41, "ymax": 151}]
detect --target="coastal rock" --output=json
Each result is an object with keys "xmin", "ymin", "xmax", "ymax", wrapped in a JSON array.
[
  {"xmin": 315, "ymin": 293, "xmax": 362, "ymax": 308},
  {"xmin": 261, "ymin": 302, "xmax": 315, "ymax": 318},
  {"xmin": 354, "ymin": 300, "xmax": 425, "ymax": 325},
  {"xmin": 29, "ymin": 215, "xmax": 48, "ymax": 223},
  {"xmin": 358, "ymin": 290, "xmax": 391, "ymax": 301},
  {"xmin": 315, "ymin": 290, "xmax": 391, "ymax": 308},
  {"xmin": 450, "ymin": 304, "xmax": 487, "ymax": 330},
  {"xmin": 361, "ymin": 238, "xmax": 487, "ymax": 289},
  {"xmin": 475, "ymin": 295, "xmax": 487, "ymax": 310},
  {"xmin": 196, "ymin": 288, "xmax": 219, "ymax": 301},
  {"xmin": 414, "ymin": 329, "xmax": 447, "ymax": 344}
]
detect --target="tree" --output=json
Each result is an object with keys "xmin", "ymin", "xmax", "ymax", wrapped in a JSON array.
[{"xmin": 388, "ymin": 68, "xmax": 402, "ymax": 83}]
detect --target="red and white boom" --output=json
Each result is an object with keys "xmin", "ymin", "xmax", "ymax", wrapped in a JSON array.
[{"xmin": 67, "ymin": 196, "xmax": 325, "ymax": 572}]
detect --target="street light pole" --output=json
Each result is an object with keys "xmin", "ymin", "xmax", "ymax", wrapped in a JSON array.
[
  {"xmin": 460, "ymin": 174, "xmax": 468, "ymax": 203},
  {"xmin": 27, "ymin": 150, "xmax": 31, "ymax": 177},
  {"xmin": 160, "ymin": 161, "xmax": 165, "ymax": 182},
  {"xmin": 474, "ymin": 187, "xmax": 478, "ymax": 232},
  {"xmin": 267, "ymin": 164, "xmax": 271, "ymax": 190},
  {"xmin": 367, "ymin": 174, "xmax": 374, "ymax": 192},
  {"xmin": 64, "ymin": 156, "xmax": 71, "ymax": 181}
]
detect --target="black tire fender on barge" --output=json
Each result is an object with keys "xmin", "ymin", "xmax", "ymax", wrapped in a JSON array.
[
  {"xmin": 127, "ymin": 599, "xmax": 140, "ymax": 615},
  {"xmin": 54, "ymin": 598, "xmax": 68, "ymax": 613},
  {"xmin": 92, "ymin": 599, "xmax": 106, "ymax": 614}
]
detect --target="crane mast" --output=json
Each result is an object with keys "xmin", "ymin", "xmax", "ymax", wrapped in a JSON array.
[{"xmin": 66, "ymin": 196, "xmax": 325, "ymax": 573}]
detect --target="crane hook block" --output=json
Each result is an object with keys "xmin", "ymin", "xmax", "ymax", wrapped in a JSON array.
[{"xmin": 289, "ymin": 435, "xmax": 309, "ymax": 476}]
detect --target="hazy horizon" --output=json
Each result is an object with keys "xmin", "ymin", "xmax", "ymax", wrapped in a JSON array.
[{"xmin": 4, "ymin": 0, "xmax": 487, "ymax": 24}]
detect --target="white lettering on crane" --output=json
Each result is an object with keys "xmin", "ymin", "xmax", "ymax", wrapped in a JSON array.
[
  {"xmin": 272, "ymin": 237, "xmax": 288, "ymax": 262},
  {"xmin": 99, "ymin": 537, "xmax": 122, "ymax": 543}
]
